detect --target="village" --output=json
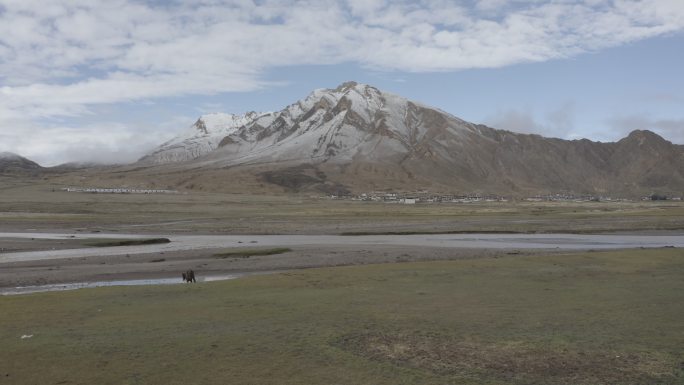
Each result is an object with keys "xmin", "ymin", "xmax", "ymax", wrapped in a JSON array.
[
  {"xmin": 328, "ymin": 191, "xmax": 683, "ymax": 204},
  {"xmin": 59, "ymin": 186, "xmax": 682, "ymax": 203},
  {"xmin": 61, "ymin": 187, "xmax": 178, "ymax": 194}
]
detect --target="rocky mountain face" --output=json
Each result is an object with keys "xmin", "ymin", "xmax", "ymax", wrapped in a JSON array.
[
  {"xmin": 136, "ymin": 82, "xmax": 684, "ymax": 196},
  {"xmin": 0, "ymin": 152, "xmax": 42, "ymax": 173},
  {"xmin": 211, "ymin": 82, "xmax": 482, "ymax": 166}
]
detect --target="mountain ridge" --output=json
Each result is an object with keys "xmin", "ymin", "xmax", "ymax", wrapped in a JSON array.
[
  {"xmin": 139, "ymin": 111, "xmax": 268, "ymax": 164},
  {"xmin": 107, "ymin": 82, "xmax": 684, "ymax": 196},
  {"xmin": 0, "ymin": 152, "xmax": 43, "ymax": 173}
]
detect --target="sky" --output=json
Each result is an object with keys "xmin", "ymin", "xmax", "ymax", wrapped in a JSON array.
[{"xmin": 1, "ymin": 0, "xmax": 683, "ymax": 166}]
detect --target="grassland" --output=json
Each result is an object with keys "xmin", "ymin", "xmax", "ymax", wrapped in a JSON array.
[
  {"xmin": 1, "ymin": 180, "xmax": 684, "ymax": 235},
  {"xmin": 2, "ymin": 248, "xmax": 683, "ymax": 384}
]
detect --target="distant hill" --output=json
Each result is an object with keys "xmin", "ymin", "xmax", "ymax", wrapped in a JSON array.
[
  {"xmin": 49, "ymin": 162, "xmax": 111, "ymax": 171},
  {"xmin": 0, "ymin": 152, "xmax": 43, "ymax": 173},
  {"xmin": 115, "ymin": 82, "xmax": 684, "ymax": 196}
]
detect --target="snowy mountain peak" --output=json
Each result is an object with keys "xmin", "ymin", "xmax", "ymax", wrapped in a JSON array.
[
  {"xmin": 309, "ymin": 82, "xmax": 386, "ymax": 108},
  {"xmin": 139, "ymin": 81, "xmax": 478, "ymax": 167},
  {"xmin": 193, "ymin": 112, "xmax": 262, "ymax": 135},
  {"xmin": 192, "ymin": 118, "xmax": 208, "ymax": 134},
  {"xmin": 203, "ymin": 81, "xmax": 479, "ymax": 166},
  {"xmin": 139, "ymin": 111, "xmax": 266, "ymax": 164},
  {"xmin": 132, "ymin": 82, "xmax": 684, "ymax": 196},
  {"xmin": 335, "ymin": 80, "xmax": 359, "ymax": 91}
]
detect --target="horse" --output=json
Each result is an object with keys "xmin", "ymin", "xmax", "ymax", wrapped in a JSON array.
[{"xmin": 181, "ymin": 269, "xmax": 196, "ymax": 283}]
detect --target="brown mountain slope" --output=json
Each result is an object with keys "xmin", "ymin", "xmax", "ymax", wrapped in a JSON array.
[
  {"xmin": 60, "ymin": 83, "xmax": 684, "ymax": 197},
  {"xmin": 0, "ymin": 152, "xmax": 43, "ymax": 174}
]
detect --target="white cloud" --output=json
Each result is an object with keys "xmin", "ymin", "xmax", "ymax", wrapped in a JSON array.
[
  {"xmin": 1, "ymin": 119, "xmax": 182, "ymax": 166},
  {"xmin": 1, "ymin": 0, "xmax": 684, "ymax": 163},
  {"xmin": 487, "ymin": 109, "xmax": 546, "ymax": 135},
  {"xmin": 486, "ymin": 108, "xmax": 684, "ymax": 145},
  {"xmin": 3, "ymin": 1, "xmax": 683, "ymax": 92},
  {"xmin": 486, "ymin": 102, "xmax": 577, "ymax": 140}
]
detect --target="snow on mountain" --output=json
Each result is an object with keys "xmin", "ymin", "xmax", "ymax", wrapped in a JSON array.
[
  {"xmin": 138, "ymin": 82, "xmax": 480, "ymax": 167},
  {"xmin": 139, "ymin": 112, "xmax": 267, "ymax": 164},
  {"xmin": 139, "ymin": 82, "xmax": 484, "ymax": 168},
  {"xmin": 134, "ymin": 82, "xmax": 684, "ymax": 195},
  {"xmin": 199, "ymin": 81, "xmax": 481, "ymax": 167}
]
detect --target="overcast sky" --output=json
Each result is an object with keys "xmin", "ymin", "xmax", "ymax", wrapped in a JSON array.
[{"xmin": 1, "ymin": 0, "xmax": 683, "ymax": 166}]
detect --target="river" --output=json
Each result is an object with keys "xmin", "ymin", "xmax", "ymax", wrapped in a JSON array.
[{"xmin": 1, "ymin": 232, "xmax": 682, "ymax": 264}]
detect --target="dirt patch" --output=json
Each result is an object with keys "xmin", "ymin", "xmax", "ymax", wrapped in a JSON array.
[
  {"xmin": 213, "ymin": 247, "xmax": 292, "ymax": 258},
  {"xmin": 259, "ymin": 165, "xmax": 350, "ymax": 194},
  {"xmin": 336, "ymin": 332, "xmax": 682, "ymax": 384},
  {"xmin": 81, "ymin": 237, "xmax": 171, "ymax": 247}
]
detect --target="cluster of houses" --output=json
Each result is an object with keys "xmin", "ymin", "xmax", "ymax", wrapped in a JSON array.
[
  {"xmin": 642, "ymin": 194, "xmax": 682, "ymax": 201},
  {"xmin": 62, "ymin": 187, "xmax": 178, "ymax": 194},
  {"xmin": 525, "ymin": 193, "xmax": 607, "ymax": 202},
  {"xmin": 334, "ymin": 192, "xmax": 509, "ymax": 204},
  {"xmin": 329, "ymin": 191, "xmax": 684, "ymax": 204},
  {"xmin": 60, "ymin": 186, "xmax": 682, "ymax": 202}
]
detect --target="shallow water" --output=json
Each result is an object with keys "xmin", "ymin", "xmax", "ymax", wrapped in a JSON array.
[
  {"xmin": 2, "ymin": 232, "xmax": 682, "ymax": 295},
  {"xmin": 1, "ymin": 232, "xmax": 683, "ymax": 264},
  {"xmin": 0, "ymin": 274, "xmax": 244, "ymax": 296}
]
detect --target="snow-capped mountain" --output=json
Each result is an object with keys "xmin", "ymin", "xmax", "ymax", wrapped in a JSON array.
[
  {"xmin": 134, "ymin": 82, "xmax": 684, "ymax": 195},
  {"xmin": 199, "ymin": 81, "xmax": 483, "ymax": 167},
  {"xmin": 142, "ymin": 82, "xmax": 483, "ymax": 167},
  {"xmin": 139, "ymin": 112, "xmax": 267, "ymax": 164}
]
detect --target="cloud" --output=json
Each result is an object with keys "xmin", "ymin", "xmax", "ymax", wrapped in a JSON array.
[
  {"xmin": 3, "ymin": 1, "xmax": 684, "ymax": 96},
  {"xmin": 486, "ymin": 109, "xmax": 545, "ymax": 135},
  {"xmin": 486, "ymin": 102, "xmax": 577, "ymax": 140},
  {"xmin": 1, "ymin": 119, "xmax": 183, "ymax": 167},
  {"xmin": 487, "ymin": 109, "xmax": 684, "ymax": 144},
  {"xmin": 1, "ymin": 0, "xmax": 684, "ymax": 163}
]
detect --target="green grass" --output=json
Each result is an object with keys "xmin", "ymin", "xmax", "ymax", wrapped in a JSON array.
[
  {"xmin": 1, "ymin": 249, "xmax": 684, "ymax": 384},
  {"xmin": 81, "ymin": 237, "xmax": 171, "ymax": 247},
  {"xmin": 2, "ymin": 182, "xmax": 684, "ymax": 235},
  {"xmin": 212, "ymin": 247, "xmax": 292, "ymax": 258}
]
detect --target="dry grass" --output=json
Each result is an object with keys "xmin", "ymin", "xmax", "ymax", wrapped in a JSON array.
[
  {"xmin": 1, "ymin": 180, "xmax": 683, "ymax": 235},
  {"xmin": 2, "ymin": 248, "xmax": 683, "ymax": 384},
  {"xmin": 338, "ymin": 333, "xmax": 677, "ymax": 384}
]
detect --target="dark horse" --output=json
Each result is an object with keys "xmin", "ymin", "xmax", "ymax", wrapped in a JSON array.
[{"xmin": 182, "ymin": 269, "xmax": 196, "ymax": 283}]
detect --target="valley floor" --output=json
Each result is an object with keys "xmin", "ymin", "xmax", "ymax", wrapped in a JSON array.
[
  {"xmin": 2, "ymin": 179, "xmax": 684, "ymax": 236},
  {"xmin": 2, "ymin": 231, "xmax": 684, "ymax": 290},
  {"xmin": 2, "ymin": 248, "xmax": 683, "ymax": 384},
  {"xmin": 1, "ymin": 179, "xmax": 683, "ymax": 383},
  {"xmin": 1, "ymin": 179, "xmax": 683, "ymax": 287},
  {"xmin": 1, "ymin": 241, "xmax": 538, "ymax": 289}
]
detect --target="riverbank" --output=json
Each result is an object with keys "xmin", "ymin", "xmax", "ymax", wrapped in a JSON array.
[
  {"xmin": 2, "ymin": 248, "xmax": 683, "ymax": 384},
  {"xmin": 2, "ymin": 232, "xmax": 683, "ymax": 290},
  {"xmin": 0, "ymin": 243, "xmax": 548, "ymax": 290}
]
